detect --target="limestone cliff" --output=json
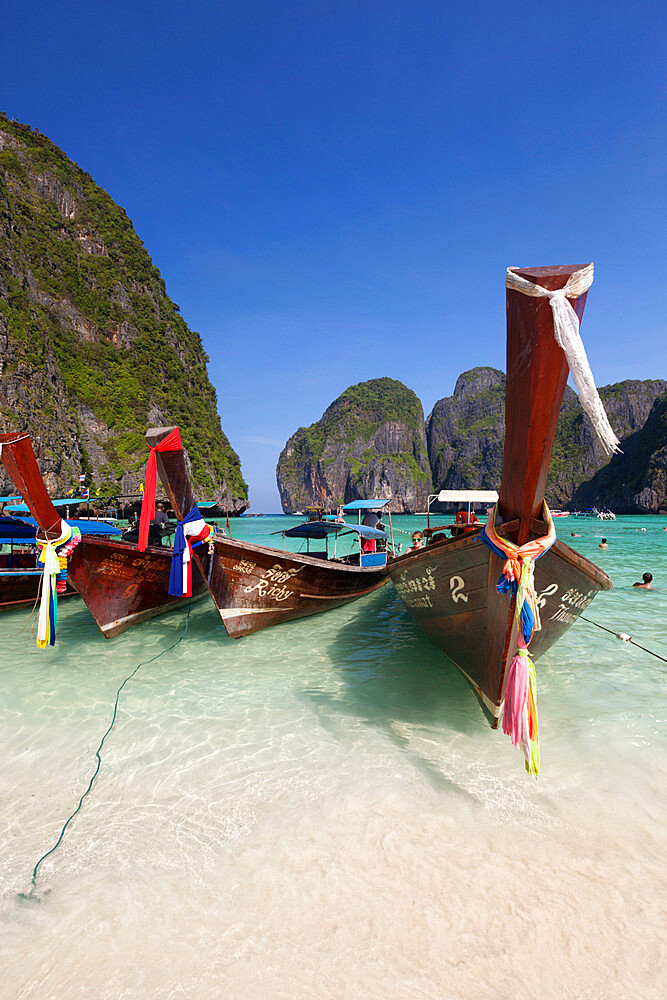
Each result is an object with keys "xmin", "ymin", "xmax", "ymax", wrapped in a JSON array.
[
  {"xmin": 426, "ymin": 367, "xmax": 505, "ymax": 491},
  {"xmin": 426, "ymin": 368, "xmax": 667, "ymax": 512},
  {"xmin": 548, "ymin": 380, "xmax": 667, "ymax": 508},
  {"xmin": 571, "ymin": 390, "xmax": 667, "ymax": 512},
  {"xmin": 0, "ymin": 114, "xmax": 248, "ymax": 510},
  {"xmin": 276, "ymin": 378, "xmax": 431, "ymax": 513}
]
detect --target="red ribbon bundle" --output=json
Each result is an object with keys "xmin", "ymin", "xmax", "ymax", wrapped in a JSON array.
[{"xmin": 138, "ymin": 427, "xmax": 183, "ymax": 551}]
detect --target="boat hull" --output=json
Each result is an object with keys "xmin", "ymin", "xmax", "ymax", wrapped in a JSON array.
[
  {"xmin": 66, "ymin": 538, "xmax": 208, "ymax": 638},
  {"xmin": 388, "ymin": 529, "xmax": 612, "ymax": 725},
  {"xmin": 0, "ymin": 568, "xmax": 77, "ymax": 611},
  {"xmin": 201, "ymin": 534, "xmax": 387, "ymax": 638},
  {"xmin": 143, "ymin": 425, "xmax": 388, "ymax": 638},
  {"xmin": 0, "ymin": 431, "xmax": 206, "ymax": 638}
]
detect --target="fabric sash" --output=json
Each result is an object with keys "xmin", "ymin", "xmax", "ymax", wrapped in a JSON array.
[
  {"xmin": 168, "ymin": 506, "xmax": 211, "ymax": 598},
  {"xmin": 506, "ymin": 264, "xmax": 621, "ymax": 457},
  {"xmin": 481, "ymin": 503, "xmax": 556, "ymax": 774},
  {"xmin": 481, "ymin": 502, "xmax": 556, "ymax": 644},
  {"xmin": 36, "ymin": 521, "xmax": 72, "ymax": 648},
  {"xmin": 138, "ymin": 427, "xmax": 183, "ymax": 551}
]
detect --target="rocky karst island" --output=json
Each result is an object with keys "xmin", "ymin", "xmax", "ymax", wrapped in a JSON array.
[
  {"xmin": 277, "ymin": 377, "xmax": 432, "ymax": 513},
  {"xmin": 0, "ymin": 114, "xmax": 248, "ymax": 511},
  {"xmin": 278, "ymin": 367, "xmax": 667, "ymax": 514}
]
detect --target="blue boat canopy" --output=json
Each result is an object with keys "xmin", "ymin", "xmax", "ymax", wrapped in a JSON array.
[
  {"xmin": 341, "ymin": 499, "xmax": 391, "ymax": 511},
  {"xmin": 280, "ymin": 521, "xmax": 387, "ymax": 540},
  {"xmin": 0, "ymin": 517, "xmax": 39, "ymax": 543},
  {"xmin": 18, "ymin": 517, "xmax": 122, "ymax": 537},
  {"xmin": 7, "ymin": 497, "xmax": 90, "ymax": 512}
]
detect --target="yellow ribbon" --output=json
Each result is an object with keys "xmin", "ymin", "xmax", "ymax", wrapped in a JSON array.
[{"xmin": 36, "ymin": 522, "xmax": 72, "ymax": 648}]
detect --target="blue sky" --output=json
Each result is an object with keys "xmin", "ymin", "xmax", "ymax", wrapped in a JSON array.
[{"xmin": 3, "ymin": 1, "xmax": 666, "ymax": 509}]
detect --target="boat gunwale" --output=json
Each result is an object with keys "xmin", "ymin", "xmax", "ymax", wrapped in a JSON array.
[
  {"xmin": 209, "ymin": 531, "xmax": 389, "ymax": 575},
  {"xmin": 76, "ymin": 536, "xmax": 176, "ymax": 559},
  {"xmin": 389, "ymin": 525, "xmax": 612, "ymax": 590}
]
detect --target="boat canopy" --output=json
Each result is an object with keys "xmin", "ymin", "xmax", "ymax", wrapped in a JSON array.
[
  {"xmin": 0, "ymin": 516, "xmax": 39, "ymax": 543},
  {"xmin": 430, "ymin": 490, "xmax": 498, "ymax": 504},
  {"xmin": 0, "ymin": 516, "xmax": 118, "ymax": 543},
  {"xmin": 18, "ymin": 516, "xmax": 122, "ymax": 537},
  {"xmin": 6, "ymin": 497, "xmax": 90, "ymax": 512},
  {"xmin": 341, "ymin": 499, "xmax": 391, "ymax": 511},
  {"xmin": 280, "ymin": 521, "xmax": 387, "ymax": 540}
]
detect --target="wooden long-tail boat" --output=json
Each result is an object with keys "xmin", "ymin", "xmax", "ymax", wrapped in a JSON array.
[
  {"xmin": 0, "ymin": 432, "xmax": 207, "ymax": 637},
  {"xmin": 144, "ymin": 426, "xmax": 389, "ymax": 637},
  {"xmin": 387, "ymin": 264, "xmax": 613, "ymax": 753}
]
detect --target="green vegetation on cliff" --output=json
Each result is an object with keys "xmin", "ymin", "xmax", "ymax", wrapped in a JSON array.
[
  {"xmin": 426, "ymin": 369, "xmax": 667, "ymax": 512},
  {"xmin": 290, "ymin": 378, "xmax": 424, "ymax": 467},
  {"xmin": 0, "ymin": 115, "xmax": 246, "ymax": 502},
  {"xmin": 277, "ymin": 377, "xmax": 431, "ymax": 513},
  {"xmin": 573, "ymin": 390, "xmax": 667, "ymax": 510}
]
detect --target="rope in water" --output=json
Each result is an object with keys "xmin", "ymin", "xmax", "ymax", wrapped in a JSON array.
[
  {"xmin": 580, "ymin": 615, "xmax": 666, "ymax": 663},
  {"xmin": 20, "ymin": 600, "xmax": 192, "ymax": 900}
]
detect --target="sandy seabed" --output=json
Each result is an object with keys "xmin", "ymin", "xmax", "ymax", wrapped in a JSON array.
[{"xmin": 1, "ymin": 515, "xmax": 666, "ymax": 999}]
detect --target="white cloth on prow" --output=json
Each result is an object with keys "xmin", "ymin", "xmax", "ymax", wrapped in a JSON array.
[{"xmin": 506, "ymin": 263, "xmax": 621, "ymax": 457}]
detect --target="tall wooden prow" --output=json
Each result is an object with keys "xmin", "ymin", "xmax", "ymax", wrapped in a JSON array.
[
  {"xmin": 498, "ymin": 264, "xmax": 590, "ymax": 545},
  {"xmin": 144, "ymin": 426, "xmax": 197, "ymax": 522},
  {"xmin": 0, "ymin": 431, "xmax": 64, "ymax": 539}
]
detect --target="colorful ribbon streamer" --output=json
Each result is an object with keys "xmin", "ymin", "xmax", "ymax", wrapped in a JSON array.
[
  {"xmin": 481, "ymin": 503, "xmax": 556, "ymax": 774},
  {"xmin": 138, "ymin": 427, "xmax": 183, "ymax": 552},
  {"xmin": 168, "ymin": 506, "xmax": 211, "ymax": 598},
  {"xmin": 36, "ymin": 522, "xmax": 73, "ymax": 648}
]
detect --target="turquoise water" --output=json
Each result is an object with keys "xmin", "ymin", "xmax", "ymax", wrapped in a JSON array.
[{"xmin": 0, "ymin": 514, "xmax": 665, "ymax": 998}]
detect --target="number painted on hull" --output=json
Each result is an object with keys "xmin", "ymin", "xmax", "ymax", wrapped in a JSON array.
[
  {"xmin": 449, "ymin": 576, "xmax": 468, "ymax": 603},
  {"xmin": 536, "ymin": 582, "xmax": 558, "ymax": 609}
]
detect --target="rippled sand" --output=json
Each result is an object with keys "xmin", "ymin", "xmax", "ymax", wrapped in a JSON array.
[{"xmin": 1, "ymin": 516, "xmax": 665, "ymax": 998}]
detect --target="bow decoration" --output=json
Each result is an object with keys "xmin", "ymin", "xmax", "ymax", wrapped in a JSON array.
[
  {"xmin": 506, "ymin": 264, "xmax": 621, "ymax": 458},
  {"xmin": 168, "ymin": 506, "xmax": 211, "ymax": 598},
  {"xmin": 36, "ymin": 521, "xmax": 73, "ymax": 648},
  {"xmin": 138, "ymin": 427, "xmax": 183, "ymax": 551},
  {"xmin": 481, "ymin": 503, "xmax": 557, "ymax": 774}
]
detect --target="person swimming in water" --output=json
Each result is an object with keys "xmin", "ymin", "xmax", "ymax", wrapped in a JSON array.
[
  {"xmin": 599, "ymin": 537, "xmax": 608, "ymax": 549},
  {"xmin": 633, "ymin": 572, "xmax": 653, "ymax": 589}
]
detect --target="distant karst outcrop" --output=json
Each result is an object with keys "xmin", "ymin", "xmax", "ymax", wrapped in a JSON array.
[
  {"xmin": 278, "ymin": 370, "xmax": 667, "ymax": 515},
  {"xmin": 426, "ymin": 367, "xmax": 505, "ymax": 492},
  {"xmin": 0, "ymin": 114, "xmax": 248, "ymax": 510},
  {"xmin": 548, "ymin": 379, "xmax": 667, "ymax": 509},
  {"xmin": 276, "ymin": 378, "xmax": 431, "ymax": 513},
  {"xmin": 570, "ymin": 388, "xmax": 667, "ymax": 513},
  {"xmin": 426, "ymin": 370, "xmax": 667, "ymax": 513}
]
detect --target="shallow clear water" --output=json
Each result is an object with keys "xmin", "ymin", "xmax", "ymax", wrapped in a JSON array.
[{"xmin": 1, "ymin": 515, "xmax": 665, "ymax": 999}]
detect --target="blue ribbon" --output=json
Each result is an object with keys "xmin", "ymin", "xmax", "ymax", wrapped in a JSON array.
[{"xmin": 168, "ymin": 505, "xmax": 207, "ymax": 597}]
